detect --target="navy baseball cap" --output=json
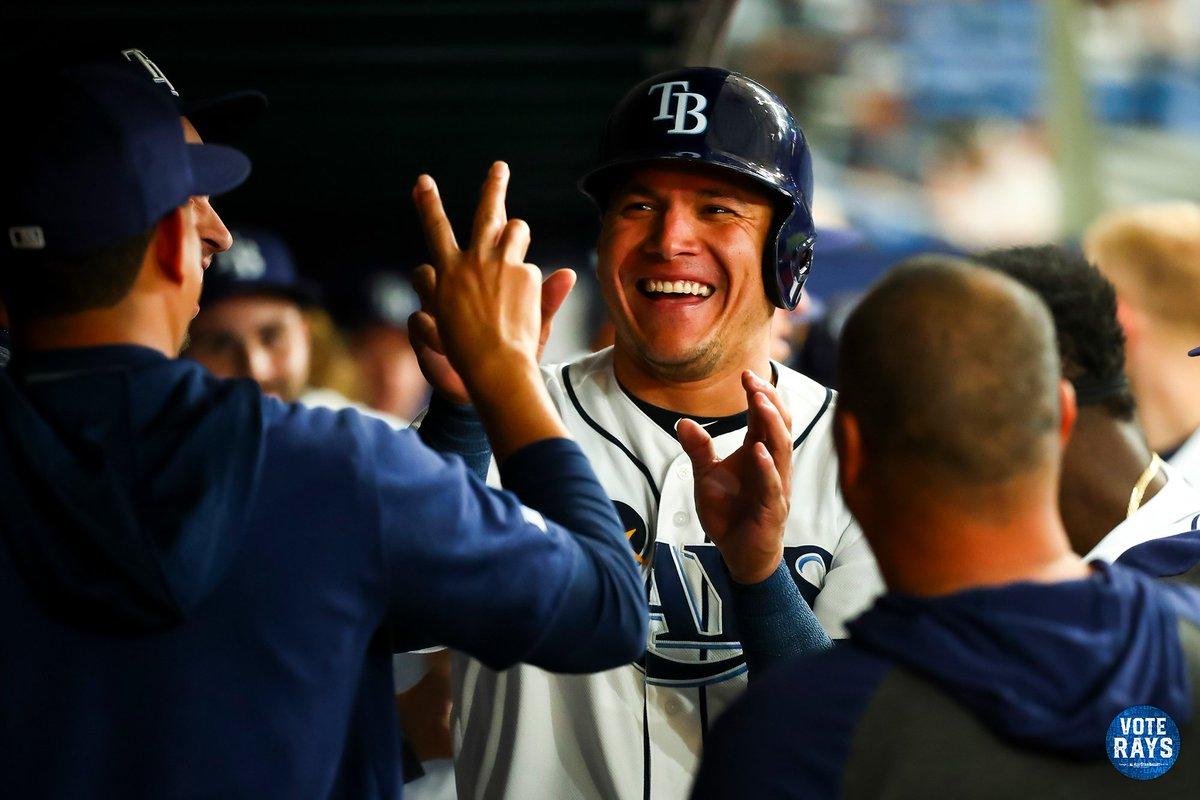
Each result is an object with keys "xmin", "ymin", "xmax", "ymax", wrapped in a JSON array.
[
  {"xmin": 2, "ymin": 65, "xmax": 251, "ymax": 259},
  {"xmin": 202, "ymin": 227, "xmax": 320, "ymax": 308},
  {"xmin": 336, "ymin": 271, "xmax": 421, "ymax": 332},
  {"xmin": 112, "ymin": 48, "xmax": 267, "ymax": 144}
]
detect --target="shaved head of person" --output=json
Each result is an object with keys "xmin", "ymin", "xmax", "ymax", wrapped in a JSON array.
[{"xmin": 834, "ymin": 255, "xmax": 1079, "ymax": 595}]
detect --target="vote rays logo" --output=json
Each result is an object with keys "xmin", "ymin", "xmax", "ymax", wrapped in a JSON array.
[{"xmin": 1106, "ymin": 705, "xmax": 1180, "ymax": 780}]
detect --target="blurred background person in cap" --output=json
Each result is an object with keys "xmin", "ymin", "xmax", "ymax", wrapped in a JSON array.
[
  {"xmin": 1085, "ymin": 202, "xmax": 1200, "ymax": 486},
  {"xmin": 185, "ymin": 226, "xmax": 405, "ymax": 424},
  {"xmin": 334, "ymin": 271, "xmax": 431, "ymax": 422}
]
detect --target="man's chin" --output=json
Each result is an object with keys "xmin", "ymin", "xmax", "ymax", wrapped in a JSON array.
[{"xmin": 625, "ymin": 336, "xmax": 720, "ymax": 380}]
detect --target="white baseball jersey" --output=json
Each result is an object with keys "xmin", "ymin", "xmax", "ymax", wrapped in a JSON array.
[
  {"xmin": 1086, "ymin": 460, "xmax": 1200, "ymax": 564},
  {"xmin": 451, "ymin": 348, "xmax": 884, "ymax": 800},
  {"xmin": 1167, "ymin": 425, "xmax": 1200, "ymax": 488}
]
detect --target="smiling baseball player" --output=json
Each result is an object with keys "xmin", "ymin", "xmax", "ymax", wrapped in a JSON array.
[{"xmin": 412, "ymin": 68, "xmax": 884, "ymax": 799}]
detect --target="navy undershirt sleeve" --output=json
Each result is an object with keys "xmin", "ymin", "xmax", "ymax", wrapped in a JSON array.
[
  {"xmin": 731, "ymin": 560, "xmax": 831, "ymax": 676},
  {"xmin": 500, "ymin": 437, "xmax": 648, "ymax": 670},
  {"xmin": 416, "ymin": 395, "xmax": 491, "ymax": 481}
]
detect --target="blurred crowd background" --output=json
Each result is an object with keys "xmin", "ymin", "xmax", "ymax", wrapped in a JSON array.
[{"xmin": 7, "ymin": 0, "xmax": 1200, "ymax": 415}]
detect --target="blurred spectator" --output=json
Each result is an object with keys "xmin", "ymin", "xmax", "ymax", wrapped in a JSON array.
[
  {"xmin": 793, "ymin": 291, "xmax": 862, "ymax": 388},
  {"xmin": 923, "ymin": 121, "xmax": 1062, "ymax": 251},
  {"xmin": 1085, "ymin": 202, "xmax": 1200, "ymax": 484},
  {"xmin": 335, "ymin": 272, "xmax": 430, "ymax": 422}
]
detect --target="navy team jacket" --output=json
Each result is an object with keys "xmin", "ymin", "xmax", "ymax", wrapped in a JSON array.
[
  {"xmin": 692, "ymin": 563, "xmax": 1200, "ymax": 799},
  {"xmin": 0, "ymin": 345, "xmax": 647, "ymax": 799}
]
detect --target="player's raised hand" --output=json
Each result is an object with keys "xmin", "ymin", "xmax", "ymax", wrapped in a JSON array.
[
  {"xmin": 409, "ymin": 164, "xmax": 576, "ymax": 404},
  {"xmin": 677, "ymin": 371, "xmax": 793, "ymax": 584}
]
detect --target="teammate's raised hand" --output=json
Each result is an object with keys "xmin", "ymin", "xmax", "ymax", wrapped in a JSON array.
[
  {"xmin": 410, "ymin": 162, "xmax": 573, "ymax": 459},
  {"xmin": 409, "ymin": 163, "xmax": 575, "ymax": 404},
  {"xmin": 677, "ymin": 371, "xmax": 793, "ymax": 584}
]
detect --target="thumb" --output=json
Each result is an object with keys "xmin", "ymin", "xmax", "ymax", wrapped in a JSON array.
[
  {"xmin": 677, "ymin": 418, "xmax": 720, "ymax": 472},
  {"xmin": 537, "ymin": 268, "xmax": 577, "ymax": 357},
  {"xmin": 411, "ymin": 264, "xmax": 437, "ymax": 312},
  {"xmin": 408, "ymin": 310, "xmax": 445, "ymax": 356},
  {"xmin": 540, "ymin": 268, "xmax": 577, "ymax": 325}
]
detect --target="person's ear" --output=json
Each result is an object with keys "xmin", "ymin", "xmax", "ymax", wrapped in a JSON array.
[
  {"xmin": 834, "ymin": 408, "xmax": 864, "ymax": 498},
  {"xmin": 1115, "ymin": 296, "xmax": 1139, "ymax": 345},
  {"xmin": 154, "ymin": 204, "xmax": 190, "ymax": 285},
  {"xmin": 1058, "ymin": 379, "xmax": 1077, "ymax": 449}
]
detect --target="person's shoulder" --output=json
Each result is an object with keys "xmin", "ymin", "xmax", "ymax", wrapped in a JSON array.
[
  {"xmin": 753, "ymin": 641, "xmax": 894, "ymax": 713},
  {"xmin": 773, "ymin": 361, "xmax": 836, "ymax": 440},
  {"xmin": 698, "ymin": 644, "xmax": 893, "ymax": 800},
  {"xmin": 264, "ymin": 393, "xmax": 420, "ymax": 464},
  {"xmin": 541, "ymin": 347, "xmax": 613, "ymax": 390},
  {"xmin": 541, "ymin": 347, "xmax": 620, "ymax": 411},
  {"xmin": 300, "ymin": 387, "xmax": 409, "ymax": 429}
]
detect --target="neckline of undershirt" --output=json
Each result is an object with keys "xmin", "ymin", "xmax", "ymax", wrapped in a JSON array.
[{"xmin": 616, "ymin": 363, "xmax": 779, "ymax": 441}]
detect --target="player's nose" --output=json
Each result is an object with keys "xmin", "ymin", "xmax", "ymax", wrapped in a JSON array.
[
  {"xmin": 644, "ymin": 204, "xmax": 701, "ymax": 261},
  {"xmin": 196, "ymin": 197, "xmax": 234, "ymax": 256},
  {"xmin": 245, "ymin": 346, "xmax": 276, "ymax": 388}
]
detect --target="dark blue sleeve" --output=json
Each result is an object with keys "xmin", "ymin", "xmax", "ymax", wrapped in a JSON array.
[
  {"xmin": 731, "ymin": 560, "xmax": 831, "ymax": 677},
  {"xmin": 1117, "ymin": 530, "xmax": 1200, "ymax": 580},
  {"xmin": 416, "ymin": 395, "xmax": 491, "ymax": 482},
  {"xmin": 369, "ymin": 420, "xmax": 647, "ymax": 673},
  {"xmin": 691, "ymin": 646, "xmax": 890, "ymax": 800},
  {"xmin": 497, "ymin": 438, "xmax": 649, "ymax": 669}
]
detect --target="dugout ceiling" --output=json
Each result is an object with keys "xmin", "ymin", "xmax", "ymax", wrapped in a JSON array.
[{"xmin": 1, "ymin": 1, "xmax": 735, "ymax": 287}]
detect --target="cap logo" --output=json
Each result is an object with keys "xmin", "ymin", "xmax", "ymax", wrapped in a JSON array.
[
  {"xmin": 373, "ymin": 278, "xmax": 412, "ymax": 322},
  {"xmin": 121, "ymin": 49, "xmax": 179, "ymax": 97},
  {"xmin": 8, "ymin": 226, "xmax": 46, "ymax": 250},
  {"xmin": 218, "ymin": 238, "xmax": 266, "ymax": 279},
  {"xmin": 648, "ymin": 80, "xmax": 708, "ymax": 135}
]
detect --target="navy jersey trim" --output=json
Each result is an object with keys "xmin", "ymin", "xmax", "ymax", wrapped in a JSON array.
[
  {"xmin": 642, "ymin": 685, "xmax": 652, "ymax": 800},
  {"xmin": 562, "ymin": 364, "xmax": 661, "ymax": 503},
  {"xmin": 793, "ymin": 386, "xmax": 833, "ymax": 451}
]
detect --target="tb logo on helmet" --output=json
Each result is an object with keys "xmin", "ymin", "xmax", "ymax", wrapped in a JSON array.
[{"xmin": 648, "ymin": 81, "xmax": 708, "ymax": 135}]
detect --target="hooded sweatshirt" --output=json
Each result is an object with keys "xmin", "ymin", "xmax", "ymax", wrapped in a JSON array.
[
  {"xmin": 0, "ymin": 345, "xmax": 647, "ymax": 799},
  {"xmin": 692, "ymin": 563, "xmax": 1200, "ymax": 799}
]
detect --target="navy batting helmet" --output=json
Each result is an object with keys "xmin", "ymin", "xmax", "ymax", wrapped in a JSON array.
[{"xmin": 580, "ymin": 67, "xmax": 816, "ymax": 310}]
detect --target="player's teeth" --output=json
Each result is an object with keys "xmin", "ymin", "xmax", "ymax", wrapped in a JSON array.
[{"xmin": 641, "ymin": 278, "xmax": 713, "ymax": 295}]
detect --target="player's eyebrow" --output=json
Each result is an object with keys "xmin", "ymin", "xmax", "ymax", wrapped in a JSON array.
[
  {"xmin": 698, "ymin": 187, "xmax": 751, "ymax": 203},
  {"xmin": 616, "ymin": 182, "xmax": 656, "ymax": 198}
]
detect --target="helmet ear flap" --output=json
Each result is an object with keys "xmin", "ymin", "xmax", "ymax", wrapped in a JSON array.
[
  {"xmin": 767, "ymin": 237, "xmax": 814, "ymax": 311},
  {"xmin": 767, "ymin": 201, "xmax": 816, "ymax": 310}
]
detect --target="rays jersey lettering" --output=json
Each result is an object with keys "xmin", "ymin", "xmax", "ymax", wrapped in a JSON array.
[
  {"xmin": 451, "ymin": 349, "xmax": 884, "ymax": 800},
  {"xmin": 641, "ymin": 541, "xmax": 832, "ymax": 686}
]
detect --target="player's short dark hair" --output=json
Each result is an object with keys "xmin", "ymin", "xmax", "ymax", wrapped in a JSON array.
[
  {"xmin": 0, "ymin": 227, "xmax": 155, "ymax": 322},
  {"xmin": 837, "ymin": 255, "xmax": 1061, "ymax": 483},
  {"xmin": 974, "ymin": 245, "xmax": 1136, "ymax": 421}
]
